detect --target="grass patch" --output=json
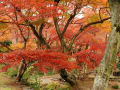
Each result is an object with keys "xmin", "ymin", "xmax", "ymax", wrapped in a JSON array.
[{"xmin": 6, "ymin": 68, "xmax": 17, "ymax": 77}]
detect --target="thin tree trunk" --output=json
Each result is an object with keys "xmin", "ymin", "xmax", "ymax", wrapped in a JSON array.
[
  {"xmin": 16, "ymin": 60, "xmax": 27, "ymax": 82},
  {"xmin": 92, "ymin": 0, "xmax": 120, "ymax": 90}
]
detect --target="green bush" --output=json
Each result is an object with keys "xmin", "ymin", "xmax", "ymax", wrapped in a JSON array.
[
  {"xmin": 112, "ymin": 85, "xmax": 119, "ymax": 89},
  {"xmin": 22, "ymin": 66, "xmax": 34, "ymax": 81},
  {"xmin": 29, "ymin": 75, "xmax": 41, "ymax": 90},
  {"xmin": 43, "ymin": 83, "xmax": 70, "ymax": 90},
  {"xmin": 47, "ymin": 70, "xmax": 54, "ymax": 76},
  {"xmin": 37, "ymin": 71, "xmax": 44, "ymax": 77},
  {"xmin": 6, "ymin": 68, "xmax": 17, "ymax": 77},
  {"xmin": 44, "ymin": 83, "xmax": 57, "ymax": 90},
  {"xmin": 116, "ymin": 58, "xmax": 120, "ymax": 70}
]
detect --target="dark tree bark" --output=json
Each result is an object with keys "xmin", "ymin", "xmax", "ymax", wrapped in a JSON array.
[
  {"xmin": 54, "ymin": 0, "xmax": 60, "ymax": 3},
  {"xmin": 92, "ymin": 0, "xmax": 120, "ymax": 90},
  {"xmin": 60, "ymin": 69, "xmax": 75, "ymax": 86}
]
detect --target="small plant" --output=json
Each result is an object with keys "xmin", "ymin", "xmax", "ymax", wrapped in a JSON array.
[
  {"xmin": 47, "ymin": 70, "xmax": 54, "ymax": 76},
  {"xmin": 6, "ymin": 68, "xmax": 17, "ymax": 77},
  {"xmin": 22, "ymin": 66, "xmax": 34, "ymax": 81},
  {"xmin": 116, "ymin": 58, "xmax": 120, "ymax": 70},
  {"xmin": 112, "ymin": 84, "xmax": 119, "ymax": 89},
  {"xmin": 43, "ymin": 83, "xmax": 57, "ymax": 90},
  {"xmin": 30, "ymin": 75, "xmax": 41, "ymax": 90},
  {"xmin": 37, "ymin": 71, "xmax": 44, "ymax": 77},
  {"xmin": 43, "ymin": 83, "xmax": 70, "ymax": 90}
]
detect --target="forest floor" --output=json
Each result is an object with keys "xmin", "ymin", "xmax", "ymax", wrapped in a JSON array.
[
  {"xmin": 0, "ymin": 72, "xmax": 32, "ymax": 90},
  {"xmin": 39, "ymin": 74, "xmax": 120, "ymax": 90},
  {"xmin": 0, "ymin": 72, "xmax": 120, "ymax": 90}
]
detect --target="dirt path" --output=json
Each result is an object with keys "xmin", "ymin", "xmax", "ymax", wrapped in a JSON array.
[
  {"xmin": 1, "ymin": 72, "xmax": 120, "ymax": 90},
  {"xmin": 0, "ymin": 73, "xmax": 32, "ymax": 90}
]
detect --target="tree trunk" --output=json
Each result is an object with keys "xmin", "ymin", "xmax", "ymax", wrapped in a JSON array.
[
  {"xmin": 59, "ymin": 69, "xmax": 75, "ymax": 86},
  {"xmin": 16, "ymin": 60, "xmax": 27, "ymax": 82},
  {"xmin": 92, "ymin": 0, "xmax": 120, "ymax": 90}
]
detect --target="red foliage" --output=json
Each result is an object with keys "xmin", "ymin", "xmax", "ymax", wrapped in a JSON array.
[
  {"xmin": 0, "ymin": 49, "xmax": 77, "ymax": 73},
  {"xmin": 0, "ymin": 0, "xmax": 109, "ymax": 73},
  {"xmin": 73, "ymin": 42, "xmax": 106, "ymax": 69},
  {"xmin": 0, "ymin": 0, "xmax": 64, "ymax": 23}
]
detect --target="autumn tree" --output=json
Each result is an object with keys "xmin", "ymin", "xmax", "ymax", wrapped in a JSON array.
[
  {"xmin": 0, "ymin": 0, "xmax": 113, "ymax": 87},
  {"xmin": 52, "ymin": 0, "xmax": 110, "ymax": 86},
  {"xmin": 0, "ymin": 0, "xmax": 110, "ymax": 52}
]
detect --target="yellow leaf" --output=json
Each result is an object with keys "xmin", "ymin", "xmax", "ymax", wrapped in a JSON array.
[
  {"xmin": 31, "ymin": 19, "xmax": 45, "ymax": 26},
  {"xmin": 0, "ymin": 23, "xmax": 8, "ymax": 29}
]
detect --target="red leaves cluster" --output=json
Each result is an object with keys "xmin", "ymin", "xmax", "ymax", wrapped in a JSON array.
[
  {"xmin": 0, "ymin": 49, "xmax": 77, "ymax": 73},
  {"xmin": 74, "ymin": 42, "xmax": 106, "ymax": 69},
  {"xmin": 0, "ymin": 0, "xmax": 64, "ymax": 23},
  {"xmin": 0, "ymin": 42, "xmax": 107, "ymax": 73}
]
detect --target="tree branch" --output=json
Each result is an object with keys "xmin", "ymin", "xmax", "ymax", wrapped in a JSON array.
[
  {"xmin": 0, "ymin": 42, "xmax": 13, "ymax": 52},
  {"xmin": 53, "ymin": 17, "xmax": 69, "ymax": 51},
  {"xmin": 39, "ymin": 23, "xmax": 45, "ymax": 35},
  {"xmin": 53, "ymin": 17, "xmax": 62, "ymax": 39},
  {"xmin": 61, "ymin": 7, "xmax": 77, "ymax": 36},
  {"xmin": 68, "ymin": 17, "xmax": 111, "ymax": 50},
  {"xmin": 25, "ymin": 20, "xmax": 50, "ymax": 49}
]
